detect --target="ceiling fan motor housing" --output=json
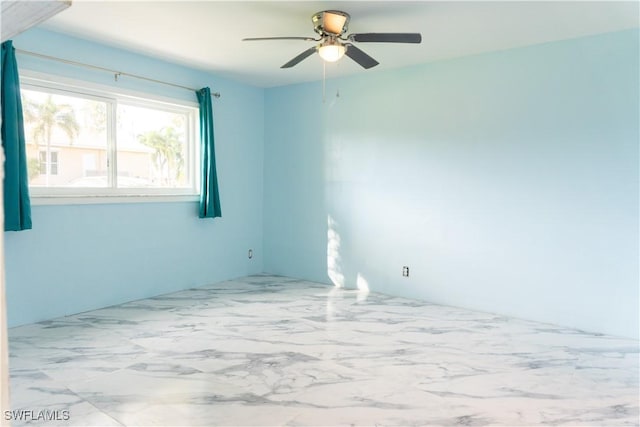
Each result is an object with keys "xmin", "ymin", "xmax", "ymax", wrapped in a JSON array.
[{"xmin": 312, "ymin": 10, "xmax": 350, "ymax": 36}]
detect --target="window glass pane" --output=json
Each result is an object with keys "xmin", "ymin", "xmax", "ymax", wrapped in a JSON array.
[
  {"xmin": 117, "ymin": 103, "xmax": 189, "ymax": 188},
  {"xmin": 50, "ymin": 152, "xmax": 58, "ymax": 175},
  {"xmin": 22, "ymin": 89, "xmax": 109, "ymax": 187},
  {"xmin": 38, "ymin": 151, "xmax": 47, "ymax": 175}
]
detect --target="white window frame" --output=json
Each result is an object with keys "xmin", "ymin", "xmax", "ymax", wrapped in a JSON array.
[{"xmin": 20, "ymin": 71, "xmax": 200, "ymax": 205}]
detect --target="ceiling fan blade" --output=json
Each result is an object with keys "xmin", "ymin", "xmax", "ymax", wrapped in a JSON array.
[
  {"xmin": 281, "ymin": 46, "xmax": 318, "ymax": 68},
  {"xmin": 243, "ymin": 37, "xmax": 318, "ymax": 42},
  {"xmin": 344, "ymin": 44, "xmax": 379, "ymax": 69},
  {"xmin": 348, "ymin": 33, "xmax": 422, "ymax": 43}
]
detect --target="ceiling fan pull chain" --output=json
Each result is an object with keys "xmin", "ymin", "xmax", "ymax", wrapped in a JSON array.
[
  {"xmin": 322, "ymin": 60, "xmax": 326, "ymax": 103},
  {"xmin": 335, "ymin": 58, "xmax": 341, "ymax": 99}
]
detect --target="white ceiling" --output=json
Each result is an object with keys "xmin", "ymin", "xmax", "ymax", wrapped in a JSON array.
[{"xmin": 37, "ymin": 1, "xmax": 639, "ymax": 88}]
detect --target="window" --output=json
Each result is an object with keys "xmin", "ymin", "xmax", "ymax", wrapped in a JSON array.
[{"xmin": 21, "ymin": 76, "xmax": 199, "ymax": 201}]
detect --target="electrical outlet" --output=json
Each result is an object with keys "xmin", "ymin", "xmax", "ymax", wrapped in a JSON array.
[
  {"xmin": 248, "ymin": 249, "xmax": 253, "ymax": 259},
  {"xmin": 402, "ymin": 266, "xmax": 409, "ymax": 277}
]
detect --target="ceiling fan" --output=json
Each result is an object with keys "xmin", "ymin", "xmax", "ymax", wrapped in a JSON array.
[{"xmin": 243, "ymin": 10, "xmax": 422, "ymax": 69}]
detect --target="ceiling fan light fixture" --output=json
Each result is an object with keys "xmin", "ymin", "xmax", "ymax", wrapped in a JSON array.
[{"xmin": 318, "ymin": 41, "xmax": 346, "ymax": 62}]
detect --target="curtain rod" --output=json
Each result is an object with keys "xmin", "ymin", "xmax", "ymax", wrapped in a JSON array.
[{"xmin": 15, "ymin": 48, "xmax": 221, "ymax": 99}]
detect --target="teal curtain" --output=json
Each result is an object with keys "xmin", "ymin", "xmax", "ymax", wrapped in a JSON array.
[
  {"xmin": 1, "ymin": 41, "xmax": 31, "ymax": 231},
  {"xmin": 196, "ymin": 87, "xmax": 221, "ymax": 218}
]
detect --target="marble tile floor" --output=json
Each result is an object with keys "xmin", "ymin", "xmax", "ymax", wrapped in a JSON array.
[{"xmin": 7, "ymin": 275, "xmax": 639, "ymax": 426}]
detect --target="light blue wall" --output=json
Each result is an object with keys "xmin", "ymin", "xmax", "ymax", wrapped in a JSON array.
[
  {"xmin": 5, "ymin": 29, "xmax": 264, "ymax": 326},
  {"xmin": 263, "ymin": 30, "xmax": 639, "ymax": 339},
  {"xmin": 6, "ymin": 28, "xmax": 638, "ymax": 339}
]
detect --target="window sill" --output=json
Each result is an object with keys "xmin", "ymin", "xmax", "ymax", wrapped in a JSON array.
[{"xmin": 30, "ymin": 194, "xmax": 199, "ymax": 206}]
